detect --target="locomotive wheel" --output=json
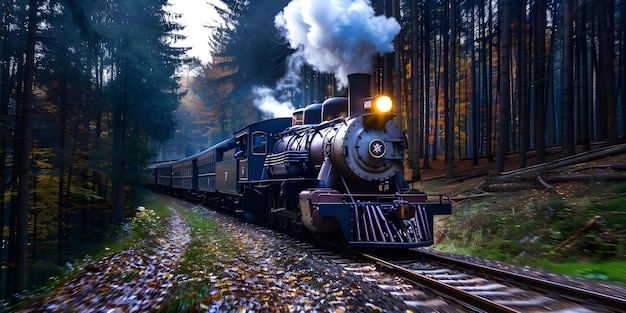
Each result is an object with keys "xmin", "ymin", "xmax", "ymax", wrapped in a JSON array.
[
  {"xmin": 293, "ymin": 222, "xmax": 302, "ymax": 234},
  {"xmin": 267, "ymin": 192, "xmax": 277, "ymax": 226},
  {"xmin": 311, "ymin": 231, "xmax": 322, "ymax": 239},
  {"xmin": 278, "ymin": 215, "xmax": 289, "ymax": 229},
  {"xmin": 293, "ymin": 202, "xmax": 302, "ymax": 233},
  {"xmin": 267, "ymin": 211, "xmax": 276, "ymax": 226}
]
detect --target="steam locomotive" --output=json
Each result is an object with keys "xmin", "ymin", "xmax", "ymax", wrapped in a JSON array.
[{"xmin": 151, "ymin": 73, "xmax": 451, "ymax": 248}]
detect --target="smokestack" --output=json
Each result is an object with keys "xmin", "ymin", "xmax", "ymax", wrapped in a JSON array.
[{"xmin": 348, "ymin": 73, "xmax": 372, "ymax": 117}]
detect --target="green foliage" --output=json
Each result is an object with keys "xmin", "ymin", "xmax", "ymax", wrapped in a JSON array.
[
  {"xmin": 212, "ymin": 0, "xmax": 292, "ymax": 85},
  {"xmin": 538, "ymin": 261, "xmax": 626, "ymax": 285},
  {"xmin": 439, "ymin": 182, "xmax": 626, "ymax": 284},
  {"xmin": 158, "ymin": 283, "xmax": 213, "ymax": 313},
  {"xmin": 201, "ymin": 0, "xmax": 298, "ymax": 136},
  {"xmin": 609, "ymin": 182, "xmax": 626, "ymax": 195},
  {"xmin": 175, "ymin": 206, "xmax": 233, "ymax": 276},
  {"xmin": 106, "ymin": 199, "xmax": 171, "ymax": 253},
  {"xmin": 129, "ymin": 206, "xmax": 162, "ymax": 239}
]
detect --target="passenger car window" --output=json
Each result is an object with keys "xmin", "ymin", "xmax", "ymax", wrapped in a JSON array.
[{"xmin": 251, "ymin": 132, "xmax": 267, "ymax": 155}]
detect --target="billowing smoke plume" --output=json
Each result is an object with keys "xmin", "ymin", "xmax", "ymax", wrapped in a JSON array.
[
  {"xmin": 253, "ymin": 0, "xmax": 399, "ymax": 117},
  {"xmin": 252, "ymin": 86, "xmax": 295, "ymax": 118},
  {"xmin": 251, "ymin": 42, "xmax": 303, "ymax": 118},
  {"xmin": 275, "ymin": 0, "xmax": 400, "ymax": 88}
]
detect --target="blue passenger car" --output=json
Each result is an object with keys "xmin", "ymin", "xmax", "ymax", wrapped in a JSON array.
[
  {"xmin": 153, "ymin": 161, "xmax": 175, "ymax": 192},
  {"xmin": 171, "ymin": 155, "xmax": 198, "ymax": 199},
  {"xmin": 197, "ymin": 138, "xmax": 237, "ymax": 196}
]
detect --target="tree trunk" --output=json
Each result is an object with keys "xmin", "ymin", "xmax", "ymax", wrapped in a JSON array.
[
  {"xmin": 423, "ymin": 2, "xmax": 431, "ymax": 169},
  {"xmin": 410, "ymin": 0, "xmax": 420, "ymax": 180},
  {"xmin": 471, "ymin": 4, "xmax": 480, "ymax": 166},
  {"xmin": 562, "ymin": 0, "xmax": 576, "ymax": 156},
  {"xmin": 577, "ymin": 5, "xmax": 591, "ymax": 152},
  {"xmin": 545, "ymin": 15, "xmax": 559, "ymax": 146},
  {"xmin": 488, "ymin": 143, "xmax": 626, "ymax": 183},
  {"xmin": 485, "ymin": 0, "xmax": 494, "ymax": 163},
  {"xmin": 0, "ymin": 3, "xmax": 11, "ymax": 292},
  {"xmin": 6, "ymin": 53, "xmax": 23, "ymax": 297},
  {"xmin": 622, "ymin": 1, "xmax": 626, "ymax": 136},
  {"xmin": 57, "ymin": 76, "xmax": 68, "ymax": 256},
  {"xmin": 495, "ymin": 0, "xmax": 512, "ymax": 173},
  {"xmin": 534, "ymin": 0, "xmax": 547, "ymax": 163},
  {"xmin": 432, "ymin": 24, "xmax": 440, "ymax": 163},
  {"xmin": 15, "ymin": 0, "xmax": 39, "ymax": 293},
  {"xmin": 597, "ymin": 0, "xmax": 617, "ymax": 144},
  {"xmin": 111, "ymin": 62, "xmax": 128, "ymax": 224},
  {"xmin": 518, "ymin": 0, "xmax": 529, "ymax": 169},
  {"xmin": 445, "ymin": 0, "xmax": 456, "ymax": 179}
]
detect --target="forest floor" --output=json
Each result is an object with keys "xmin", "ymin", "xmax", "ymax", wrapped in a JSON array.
[
  {"xmin": 412, "ymin": 143, "xmax": 625, "ymax": 191},
  {"xmin": 13, "ymin": 203, "xmax": 191, "ymax": 312},
  {"xmin": 15, "ymin": 189, "xmax": 623, "ymax": 313},
  {"xmin": 412, "ymin": 142, "xmax": 626, "ymax": 206},
  {"xmin": 414, "ymin": 142, "xmax": 626, "ymax": 285},
  {"xmin": 15, "ymin": 197, "xmax": 415, "ymax": 313}
]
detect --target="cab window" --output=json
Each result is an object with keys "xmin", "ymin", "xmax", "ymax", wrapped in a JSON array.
[{"xmin": 251, "ymin": 132, "xmax": 267, "ymax": 155}]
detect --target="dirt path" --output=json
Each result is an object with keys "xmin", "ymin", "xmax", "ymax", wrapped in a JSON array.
[
  {"xmin": 16, "ymin": 198, "xmax": 411, "ymax": 312},
  {"xmin": 18, "ymin": 206, "xmax": 190, "ymax": 313}
]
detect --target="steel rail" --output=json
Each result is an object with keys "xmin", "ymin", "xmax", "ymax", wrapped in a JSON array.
[
  {"xmin": 358, "ymin": 252, "xmax": 521, "ymax": 313},
  {"xmin": 414, "ymin": 249, "xmax": 626, "ymax": 312}
]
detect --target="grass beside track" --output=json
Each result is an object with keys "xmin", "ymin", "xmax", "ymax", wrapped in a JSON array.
[
  {"xmin": 156, "ymin": 197, "xmax": 237, "ymax": 312},
  {"xmin": 435, "ymin": 181, "xmax": 626, "ymax": 286},
  {"xmin": 539, "ymin": 261, "xmax": 626, "ymax": 284}
]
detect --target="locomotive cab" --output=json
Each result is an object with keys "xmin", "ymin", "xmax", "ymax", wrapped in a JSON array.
[{"xmin": 234, "ymin": 134, "xmax": 247, "ymax": 159}]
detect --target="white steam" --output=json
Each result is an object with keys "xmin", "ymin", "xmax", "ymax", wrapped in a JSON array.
[
  {"xmin": 252, "ymin": 86, "xmax": 295, "ymax": 118},
  {"xmin": 252, "ymin": 0, "xmax": 400, "ymax": 118},
  {"xmin": 275, "ymin": 0, "xmax": 400, "ymax": 88}
]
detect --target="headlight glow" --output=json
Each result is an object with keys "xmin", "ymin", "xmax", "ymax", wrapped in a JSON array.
[{"xmin": 375, "ymin": 96, "xmax": 393, "ymax": 113}]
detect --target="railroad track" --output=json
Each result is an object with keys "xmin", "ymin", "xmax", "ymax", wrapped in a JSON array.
[
  {"xmin": 201, "ymin": 201, "xmax": 626, "ymax": 312},
  {"xmin": 260, "ymin": 223, "xmax": 626, "ymax": 311},
  {"xmin": 284, "ymin": 231, "xmax": 625, "ymax": 312},
  {"xmin": 356, "ymin": 249, "xmax": 626, "ymax": 313}
]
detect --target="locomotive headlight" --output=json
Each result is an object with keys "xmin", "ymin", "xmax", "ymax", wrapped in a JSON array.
[
  {"xmin": 364, "ymin": 95, "xmax": 393, "ymax": 113},
  {"xmin": 374, "ymin": 96, "xmax": 393, "ymax": 113}
]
